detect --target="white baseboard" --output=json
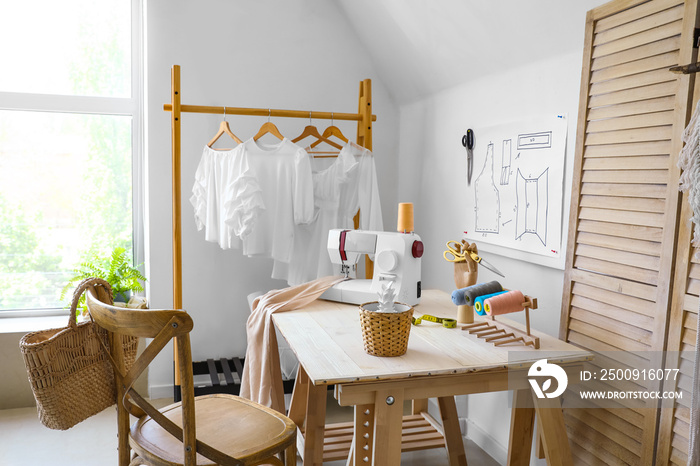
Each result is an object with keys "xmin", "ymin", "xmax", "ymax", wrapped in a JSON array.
[
  {"xmin": 149, "ymin": 384, "xmax": 174, "ymax": 400},
  {"xmin": 462, "ymin": 417, "xmax": 507, "ymax": 465}
]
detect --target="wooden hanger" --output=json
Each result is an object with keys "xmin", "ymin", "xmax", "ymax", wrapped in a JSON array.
[
  {"xmin": 310, "ymin": 113, "xmax": 348, "ymax": 148},
  {"xmin": 254, "ymin": 109, "xmax": 284, "ymax": 141},
  {"xmin": 293, "ymin": 113, "xmax": 343, "ymax": 150},
  {"xmin": 208, "ymin": 107, "xmax": 242, "ymax": 147},
  {"xmin": 322, "ymin": 125, "xmax": 348, "ymax": 142}
]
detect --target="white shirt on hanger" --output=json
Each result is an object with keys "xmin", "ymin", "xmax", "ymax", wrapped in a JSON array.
[
  {"xmin": 240, "ymin": 137, "xmax": 315, "ymax": 263},
  {"xmin": 272, "ymin": 142, "xmax": 383, "ymax": 285},
  {"xmin": 190, "ymin": 145, "xmax": 264, "ymax": 250}
]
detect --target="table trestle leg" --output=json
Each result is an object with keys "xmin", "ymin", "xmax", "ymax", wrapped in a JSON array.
[
  {"xmin": 372, "ymin": 389, "xmax": 404, "ymax": 465},
  {"xmin": 353, "ymin": 404, "xmax": 374, "ymax": 465},
  {"xmin": 438, "ymin": 396, "xmax": 468, "ymax": 466}
]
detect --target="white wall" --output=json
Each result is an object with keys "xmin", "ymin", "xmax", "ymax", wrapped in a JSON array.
[
  {"xmin": 145, "ymin": 0, "xmax": 399, "ymax": 396},
  {"xmin": 397, "ymin": 29, "xmax": 604, "ymax": 466}
]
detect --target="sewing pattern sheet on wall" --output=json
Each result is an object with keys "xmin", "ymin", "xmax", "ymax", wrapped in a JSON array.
[{"xmin": 465, "ymin": 115, "xmax": 567, "ymax": 262}]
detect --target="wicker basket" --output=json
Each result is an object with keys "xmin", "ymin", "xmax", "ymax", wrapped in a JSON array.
[
  {"xmin": 19, "ymin": 278, "xmax": 139, "ymax": 430},
  {"xmin": 359, "ymin": 302, "xmax": 414, "ymax": 357}
]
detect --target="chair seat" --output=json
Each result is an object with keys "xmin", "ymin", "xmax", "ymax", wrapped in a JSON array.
[{"xmin": 130, "ymin": 394, "xmax": 296, "ymax": 465}]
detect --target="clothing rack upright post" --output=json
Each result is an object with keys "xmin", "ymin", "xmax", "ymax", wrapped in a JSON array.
[{"xmin": 164, "ymin": 64, "xmax": 376, "ymax": 398}]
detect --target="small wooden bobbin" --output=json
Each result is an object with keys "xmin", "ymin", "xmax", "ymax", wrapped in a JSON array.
[{"xmin": 457, "ymin": 304, "xmax": 474, "ymax": 324}]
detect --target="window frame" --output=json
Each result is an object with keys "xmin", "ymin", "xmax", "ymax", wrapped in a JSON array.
[{"xmin": 0, "ymin": 0, "xmax": 144, "ymax": 318}]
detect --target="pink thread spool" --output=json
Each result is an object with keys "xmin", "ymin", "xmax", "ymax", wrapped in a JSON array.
[{"xmin": 484, "ymin": 290, "xmax": 525, "ymax": 316}]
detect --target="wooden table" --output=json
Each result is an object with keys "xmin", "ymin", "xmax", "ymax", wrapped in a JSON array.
[{"xmin": 272, "ymin": 290, "xmax": 592, "ymax": 465}]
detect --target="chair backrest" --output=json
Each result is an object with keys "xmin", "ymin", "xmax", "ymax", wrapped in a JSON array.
[
  {"xmin": 86, "ymin": 291, "xmax": 200, "ymax": 465},
  {"xmin": 87, "ymin": 292, "xmax": 193, "ymax": 339}
]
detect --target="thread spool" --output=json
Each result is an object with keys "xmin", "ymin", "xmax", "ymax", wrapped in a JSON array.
[
  {"xmin": 474, "ymin": 290, "xmax": 508, "ymax": 316},
  {"xmin": 451, "ymin": 281, "xmax": 502, "ymax": 306},
  {"xmin": 484, "ymin": 290, "xmax": 525, "ymax": 316},
  {"xmin": 397, "ymin": 203, "xmax": 414, "ymax": 233}
]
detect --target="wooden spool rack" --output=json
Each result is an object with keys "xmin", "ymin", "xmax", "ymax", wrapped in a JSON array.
[{"xmin": 461, "ymin": 296, "xmax": 540, "ymax": 349}]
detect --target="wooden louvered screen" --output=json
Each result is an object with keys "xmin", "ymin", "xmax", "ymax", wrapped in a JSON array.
[
  {"xmin": 657, "ymin": 246, "xmax": 698, "ymax": 464},
  {"xmin": 656, "ymin": 76, "xmax": 700, "ymax": 465},
  {"xmin": 560, "ymin": 0, "xmax": 699, "ymax": 464}
]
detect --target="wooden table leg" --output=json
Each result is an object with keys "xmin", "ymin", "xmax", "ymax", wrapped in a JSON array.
[
  {"xmin": 304, "ymin": 379, "xmax": 327, "ymax": 466},
  {"xmin": 437, "ymin": 396, "xmax": 468, "ymax": 466},
  {"xmin": 507, "ymin": 388, "xmax": 535, "ymax": 466},
  {"xmin": 531, "ymin": 392, "xmax": 573, "ymax": 466},
  {"xmin": 535, "ymin": 420, "xmax": 545, "ymax": 459},
  {"xmin": 289, "ymin": 366, "xmax": 309, "ymax": 427},
  {"xmin": 371, "ymin": 388, "xmax": 405, "ymax": 466},
  {"xmin": 288, "ymin": 366, "xmax": 309, "ymax": 465},
  {"xmin": 350, "ymin": 404, "xmax": 374, "ymax": 465}
]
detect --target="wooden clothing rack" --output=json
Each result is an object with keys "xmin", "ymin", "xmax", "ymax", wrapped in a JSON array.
[{"xmin": 163, "ymin": 64, "xmax": 377, "ymax": 395}]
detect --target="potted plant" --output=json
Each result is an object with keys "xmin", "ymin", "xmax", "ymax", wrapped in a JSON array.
[
  {"xmin": 61, "ymin": 246, "xmax": 146, "ymax": 313},
  {"xmin": 358, "ymin": 281, "xmax": 414, "ymax": 357}
]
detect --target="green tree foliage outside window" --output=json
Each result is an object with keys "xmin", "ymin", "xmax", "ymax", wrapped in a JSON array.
[
  {"xmin": 0, "ymin": 2, "xmax": 136, "ymax": 311},
  {"xmin": 0, "ymin": 195, "xmax": 62, "ymax": 309}
]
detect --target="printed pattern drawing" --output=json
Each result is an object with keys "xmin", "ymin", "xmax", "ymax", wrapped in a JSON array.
[
  {"xmin": 474, "ymin": 142, "xmax": 500, "ymax": 233},
  {"xmin": 464, "ymin": 115, "xmax": 566, "ymax": 261},
  {"xmin": 515, "ymin": 168, "xmax": 549, "ymax": 246},
  {"xmin": 517, "ymin": 131, "xmax": 552, "ymax": 150},
  {"xmin": 500, "ymin": 139, "xmax": 512, "ymax": 186}
]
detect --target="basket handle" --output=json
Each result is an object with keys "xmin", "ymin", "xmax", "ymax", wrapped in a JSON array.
[{"xmin": 67, "ymin": 277, "xmax": 114, "ymax": 329}]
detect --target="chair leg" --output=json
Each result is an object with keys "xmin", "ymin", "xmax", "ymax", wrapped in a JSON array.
[
  {"xmin": 284, "ymin": 439, "xmax": 298, "ymax": 466},
  {"xmin": 117, "ymin": 405, "xmax": 131, "ymax": 466}
]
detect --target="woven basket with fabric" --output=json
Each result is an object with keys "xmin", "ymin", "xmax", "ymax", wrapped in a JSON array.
[
  {"xmin": 359, "ymin": 302, "xmax": 413, "ymax": 357},
  {"xmin": 19, "ymin": 277, "xmax": 139, "ymax": 430}
]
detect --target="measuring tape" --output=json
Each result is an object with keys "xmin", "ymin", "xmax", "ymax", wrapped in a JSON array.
[{"xmin": 411, "ymin": 314, "xmax": 457, "ymax": 328}]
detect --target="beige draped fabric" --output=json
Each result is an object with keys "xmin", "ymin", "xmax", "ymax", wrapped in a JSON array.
[{"xmin": 240, "ymin": 275, "xmax": 345, "ymax": 413}]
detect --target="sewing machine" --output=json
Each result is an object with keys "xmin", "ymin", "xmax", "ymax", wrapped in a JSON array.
[{"xmin": 321, "ymin": 229, "xmax": 424, "ymax": 306}]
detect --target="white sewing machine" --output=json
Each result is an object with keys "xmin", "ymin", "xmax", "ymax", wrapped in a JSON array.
[{"xmin": 320, "ymin": 229, "xmax": 423, "ymax": 306}]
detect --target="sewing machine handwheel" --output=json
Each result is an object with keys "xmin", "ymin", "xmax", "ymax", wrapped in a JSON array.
[
  {"xmin": 412, "ymin": 240, "xmax": 424, "ymax": 258},
  {"xmin": 377, "ymin": 250, "xmax": 398, "ymax": 272}
]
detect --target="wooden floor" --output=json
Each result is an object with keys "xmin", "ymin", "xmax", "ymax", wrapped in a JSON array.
[{"xmin": 0, "ymin": 393, "xmax": 500, "ymax": 465}]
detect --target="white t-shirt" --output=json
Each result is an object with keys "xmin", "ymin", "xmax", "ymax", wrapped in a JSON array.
[
  {"xmin": 272, "ymin": 142, "xmax": 383, "ymax": 285},
  {"xmin": 190, "ymin": 145, "xmax": 264, "ymax": 249},
  {"xmin": 240, "ymin": 137, "xmax": 315, "ymax": 263}
]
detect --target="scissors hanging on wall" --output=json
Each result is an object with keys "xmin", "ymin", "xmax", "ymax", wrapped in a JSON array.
[{"xmin": 462, "ymin": 129, "xmax": 474, "ymax": 185}]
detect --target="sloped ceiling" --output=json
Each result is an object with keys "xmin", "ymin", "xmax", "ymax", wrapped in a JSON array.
[{"xmin": 337, "ymin": 0, "xmax": 609, "ymax": 104}]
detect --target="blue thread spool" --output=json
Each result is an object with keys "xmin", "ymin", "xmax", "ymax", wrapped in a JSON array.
[
  {"xmin": 451, "ymin": 281, "xmax": 503, "ymax": 306},
  {"xmin": 474, "ymin": 290, "xmax": 508, "ymax": 316}
]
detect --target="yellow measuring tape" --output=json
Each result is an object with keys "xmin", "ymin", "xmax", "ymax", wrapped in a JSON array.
[{"xmin": 411, "ymin": 314, "xmax": 457, "ymax": 328}]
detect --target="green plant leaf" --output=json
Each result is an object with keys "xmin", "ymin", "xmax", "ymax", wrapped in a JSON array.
[{"xmin": 62, "ymin": 246, "xmax": 146, "ymax": 306}]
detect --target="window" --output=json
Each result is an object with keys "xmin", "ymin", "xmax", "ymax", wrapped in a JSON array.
[{"xmin": 0, "ymin": 0, "xmax": 143, "ymax": 313}]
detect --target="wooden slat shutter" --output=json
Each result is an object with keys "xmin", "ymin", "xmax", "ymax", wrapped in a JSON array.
[
  {"xmin": 656, "ymin": 76, "xmax": 700, "ymax": 464},
  {"xmin": 561, "ymin": 0, "xmax": 699, "ymax": 464}
]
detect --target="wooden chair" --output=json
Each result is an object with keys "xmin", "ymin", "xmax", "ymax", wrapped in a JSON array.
[{"xmin": 86, "ymin": 290, "xmax": 297, "ymax": 466}]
